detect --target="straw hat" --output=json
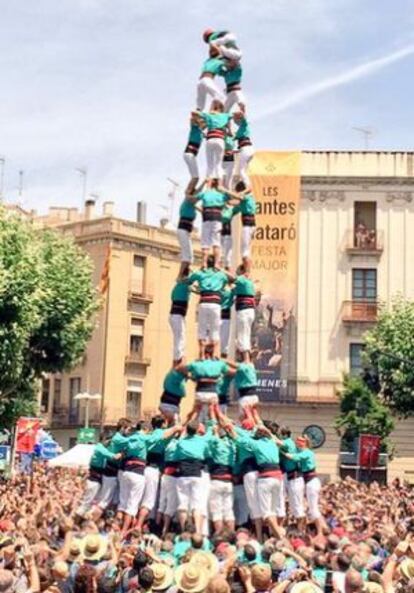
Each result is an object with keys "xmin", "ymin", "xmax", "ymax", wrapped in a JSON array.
[
  {"xmin": 174, "ymin": 563, "xmax": 209, "ymax": 593},
  {"xmin": 68, "ymin": 540, "xmax": 82, "ymax": 562},
  {"xmin": 190, "ymin": 551, "xmax": 219, "ymax": 577},
  {"xmin": 151, "ymin": 563, "xmax": 174, "ymax": 591},
  {"xmin": 289, "ymin": 584, "xmax": 323, "ymax": 593},
  {"xmin": 52, "ymin": 562, "xmax": 69, "ymax": 580},
  {"xmin": 81, "ymin": 534, "xmax": 107, "ymax": 562},
  {"xmin": 400, "ymin": 558, "xmax": 414, "ymax": 580}
]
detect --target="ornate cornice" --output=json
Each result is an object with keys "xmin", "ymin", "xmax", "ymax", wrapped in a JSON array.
[
  {"xmin": 302, "ymin": 176, "xmax": 414, "ymax": 188},
  {"xmin": 385, "ymin": 191, "xmax": 413, "ymax": 203}
]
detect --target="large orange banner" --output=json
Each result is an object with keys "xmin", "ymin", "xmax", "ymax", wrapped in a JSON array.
[{"xmin": 248, "ymin": 151, "xmax": 301, "ymax": 401}]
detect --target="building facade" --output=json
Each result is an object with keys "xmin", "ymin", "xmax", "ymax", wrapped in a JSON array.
[{"xmin": 38, "ymin": 151, "xmax": 414, "ymax": 480}]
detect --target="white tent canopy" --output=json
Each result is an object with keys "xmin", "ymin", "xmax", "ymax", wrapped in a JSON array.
[{"xmin": 48, "ymin": 444, "xmax": 94, "ymax": 468}]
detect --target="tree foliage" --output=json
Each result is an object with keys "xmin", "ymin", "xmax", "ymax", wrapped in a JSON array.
[
  {"xmin": 335, "ymin": 374, "xmax": 395, "ymax": 454},
  {"xmin": 363, "ymin": 297, "xmax": 414, "ymax": 417},
  {"xmin": 0, "ymin": 208, "xmax": 99, "ymax": 427}
]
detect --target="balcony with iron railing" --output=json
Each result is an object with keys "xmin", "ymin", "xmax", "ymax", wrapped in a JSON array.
[
  {"xmin": 341, "ymin": 300, "xmax": 379, "ymax": 325},
  {"xmin": 51, "ymin": 405, "xmax": 101, "ymax": 427},
  {"xmin": 344, "ymin": 229, "xmax": 384, "ymax": 255}
]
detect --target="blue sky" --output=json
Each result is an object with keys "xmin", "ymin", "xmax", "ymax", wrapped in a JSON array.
[{"xmin": 1, "ymin": 0, "xmax": 413, "ymax": 223}]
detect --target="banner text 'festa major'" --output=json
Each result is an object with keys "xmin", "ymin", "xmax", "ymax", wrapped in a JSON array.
[{"xmin": 248, "ymin": 151, "xmax": 301, "ymax": 402}]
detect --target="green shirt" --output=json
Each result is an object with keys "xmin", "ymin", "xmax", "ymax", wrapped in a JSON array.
[
  {"xmin": 221, "ymin": 288, "xmax": 234, "ymax": 310},
  {"xmin": 245, "ymin": 436, "xmax": 280, "ymax": 467},
  {"xmin": 234, "ymin": 275, "xmax": 255, "ymax": 297},
  {"xmin": 171, "ymin": 281, "xmax": 190, "ymax": 303},
  {"xmin": 188, "ymin": 123, "xmax": 203, "ymax": 145},
  {"xmin": 201, "ymin": 57, "xmax": 226, "ymax": 76},
  {"xmin": 235, "ymin": 363, "xmax": 257, "ymax": 390},
  {"xmin": 217, "ymin": 374, "xmax": 233, "ymax": 397},
  {"xmin": 200, "ymin": 112, "xmax": 232, "ymax": 131},
  {"xmin": 197, "ymin": 189, "xmax": 228, "ymax": 209},
  {"xmin": 224, "ymin": 135, "xmax": 235, "ymax": 151},
  {"xmin": 179, "ymin": 198, "xmax": 197, "ymax": 220},
  {"xmin": 187, "ymin": 358, "xmax": 229, "ymax": 380},
  {"xmin": 224, "ymin": 64, "xmax": 242, "ymax": 86},
  {"xmin": 187, "ymin": 268, "xmax": 229, "ymax": 293},
  {"xmin": 280, "ymin": 437, "xmax": 298, "ymax": 473},
  {"xmin": 125, "ymin": 431, "xmax": 160, "ymax": 461},
  {"xmin": 292, "ymin": 448, "xmax": 316, "ymax": 473},
  {"xmin": 234, "ymin": 193, "xmax": 256, "ymax": 216},
  {"xmin": 235, "ymin": 116, "xmax": 251, "ymax": 140},
  {"xmin": 163, "ymin": 369, "xmax": 187, "ymax": 398},
  {"xmin": 164, "ymin": 438, "xmax": 180, "ymax": 464},
  {"xmin": 109, "ymin": 432, "xmax": 129, "ymax": 454},
  {"xmin": 90, "ymin": 443, "xmax": 115, "ymax": 470},
  {"xmin": 209, "ymin": 435, "xmax": 236, "ymax": 468},
  {"xmin": 222, "ymin": 205, "xmax": 236, "ymax": 225},
  {"xmin": 234, "ymin": 426, "xmax": 255, "ymax": 466},
  {"xmin": 175, "ymin": 434, "xmax": 212, "ymax": 462}
]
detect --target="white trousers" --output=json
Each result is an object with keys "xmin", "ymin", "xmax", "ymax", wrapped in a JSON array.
[
  {"xmin": 239, "ymin": 145, "xmax": 254, "ymax": 184},
  {"xmin": 118, "ymin": 471, "xmax": 145, "ymax": 517},
  {"xmin": 97, "ymin": 476, "xmax": 117, "ymax": 510},
  {"xmin": 158, "ymin": 474, "xmax": 178, "ymax": 517},
  {"xmin": 177, "ymin": 228, "xmax": 193, "ymax": 263},
  {"xmin": 234, "ymin": 483, "xmax": 249, "ymax": 526},
  {"xmin": 287, "ymin": 476, "xmax": 305, "ymax": 518},
  {"xmin": 221, "ymin": 235, "xmax": 233, "ymax": 268},
  {"xmin": 196, "ymin": 77, "xmax": 225, "ymax": 111},
  {"xmin": 257, "ymin": 477, "xmax": 283, "ymax": 519},
  {"xmin": 117, "ymin": 470, "xmax": 127, "ymax": 512},
  {"xmin": 78, "ymin": 479, "xmax": 100, "ymax": 516},
  {"xmin": 209, "ymin": 480, "xmax": 234, "ymax": 522},
  {"xmin": 201, "ymin": 220, "xmax": 222, "ymax": 249},
  {"xmin": 176, "ymin": 476, "xmax": 205, "ymax": 513},
  {"xmin": 306, "ymin": 477, "xmax": 321, "ymax": 519},
  {"xmin": 225, "ymin": 89, "xmax": 246, "ymax": 112},
  {"xmin": 222, "ymin": 160, "xmax": 235, "ymax": 188},
  {"xmin": 220, "ymin": 318, "xmax": 231, "ymax": 356},
  {"xmin": 206, "ymin": 138, "xmax": 225, "ymax": 179},
  {"xmin": 140, "ymin": 466, "xmax": 160, "ymax": 511},
  {"xmin": 236, "ymin": 308, "xmax": 255, "ymax": 352},
  {"xmin": 241, "ymin": 226, "xmax": 255, "ymax": 258},
  {"xmin": 243, "ymin": 470, "xmax": 261, "ymax": 520},
  {"xmin": 169, "ymin": 314, "xmax": 186, "ymax": 361},
  {"xmin": 183, "ymin": 152, "xmax": 199, "ymax": 179},
  {"xmin": 198, "ymin": 303, "xmax": 221, "ymax": 341}
]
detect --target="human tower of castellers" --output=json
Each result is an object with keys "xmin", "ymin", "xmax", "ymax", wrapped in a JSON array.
[{"xmin": 78, "ymin": 29, "xmax": 323, "ymax": 541}]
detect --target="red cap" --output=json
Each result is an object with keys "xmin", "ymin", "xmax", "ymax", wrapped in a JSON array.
[
  {"xmin": 241, "ymin": 419, "xmax": 255, "ymax": 431},
  {"xmin": 296, "ymin": 436, "xmax": 307, "ymax": 446},
  {"xmin": 291, "ymin": 537, "xmax": 306, "ymax": 550},
  {"xmin": 203, "ymin": 28, "xmax": 214, "ymax": 43}
]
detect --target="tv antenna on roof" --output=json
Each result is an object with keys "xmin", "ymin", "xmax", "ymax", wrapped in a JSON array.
[{"xmin": 352, "ymin": 127, "xmax": 375, "ymax": 150}]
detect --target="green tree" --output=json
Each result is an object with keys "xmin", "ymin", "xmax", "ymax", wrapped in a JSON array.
[
  {"xmin": 335, "ymin": 374, "xmax": 395, "ymax": 454},
  {"xmin": 0, "ymin": 208, "xmax": 99, "ymax": 427},
  {"xmin": 364, "ymin": 297, "xmax": 414, "ymax": 417}
]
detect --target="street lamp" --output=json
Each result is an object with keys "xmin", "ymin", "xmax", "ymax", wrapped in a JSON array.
[{"xmin": 74, "ymin": 392, "xmax": 102, "ymax": 428}]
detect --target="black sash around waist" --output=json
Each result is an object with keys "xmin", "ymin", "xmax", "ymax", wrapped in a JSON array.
[
  {"xmin": 178, "ymin": 217, "xmax": 194, "ymax": 232},
  {"xmin": 303, "ymin": 469, "xmax": 317, "ymax": 483},
  {"xmin": 227, "ymin": 82, "xmax": 242, "ymax": 92},
  {"xmin": 200, "ymin": 290, "xmax": 221, "ymax": 305},
  {"xmin": 124, "ymin": 457, "xmax": 146, "ymax": 474},
  {"xmin": 242, "ymin": 214, "xmax": 256, "ymax": 227},
  {"xmin": 238, "ymin": 137, "xmax": 252, "ymax": 149},
  {"xmin": 161, "ymin": 390, "xmax": 181, "ymax": 406},
  {"xmin": 223, "ymin": 152, "xmax": 234, "ymax": 162},
  {"xmin": 239, "ymin": 386, "xmax": 257, "ymax": 396},
  {"xmin": 286, "ymin": 470, "xmax": 301, "ymax": 481},
  {"xmin": 221, "ymin": 308, "xmax": 231, "ymax": 320},
  {"xmin": 88, "ymin": 467, "xmax": 103, "ymax": 483},
  {"xmin": 211, "ymin": 464, "xmax": 233, "ymax": 481},
  {"xmin": 219, "ymin": 391, "xmax": 229, "ymax": 405},
  {"xmin": 221, "ymin": 221, "xmax": 231, "ymax": 236},
  {"xmin": 235, "ymin": 295, "xmax": 256, "ymax": 311},
  {"xmin": 241, "ymin": 458, "xmax": 258, "ymax": 474},
  {"xmin": 103, "ymin": 458, "xmax": 119, "ymax": 477},
  {"xmin": 147, "ymin": 452, "xmax": 163, "ymax": 468},
  {"xmin": 184, "ymin": 141, "xmax": 201, "ymax": 155},
  {"xmin": 178, "ymin": 459, "xmax": 204, "ymax": 478},
  {"xmin": 170, "ymin": 300, "xmax": 188, "ymax": 316},
  {"xmin": 203, "ymin": 207, "xmax": 222, "ymax": 222},
  {"xmin": 196, "ymin": 376, "xmax": 219, "ymax": 393}
]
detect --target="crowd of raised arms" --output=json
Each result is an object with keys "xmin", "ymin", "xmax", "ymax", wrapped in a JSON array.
[{"xmin": 2, "ymin": 28, "xmax": 414, "ymax": 593}]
